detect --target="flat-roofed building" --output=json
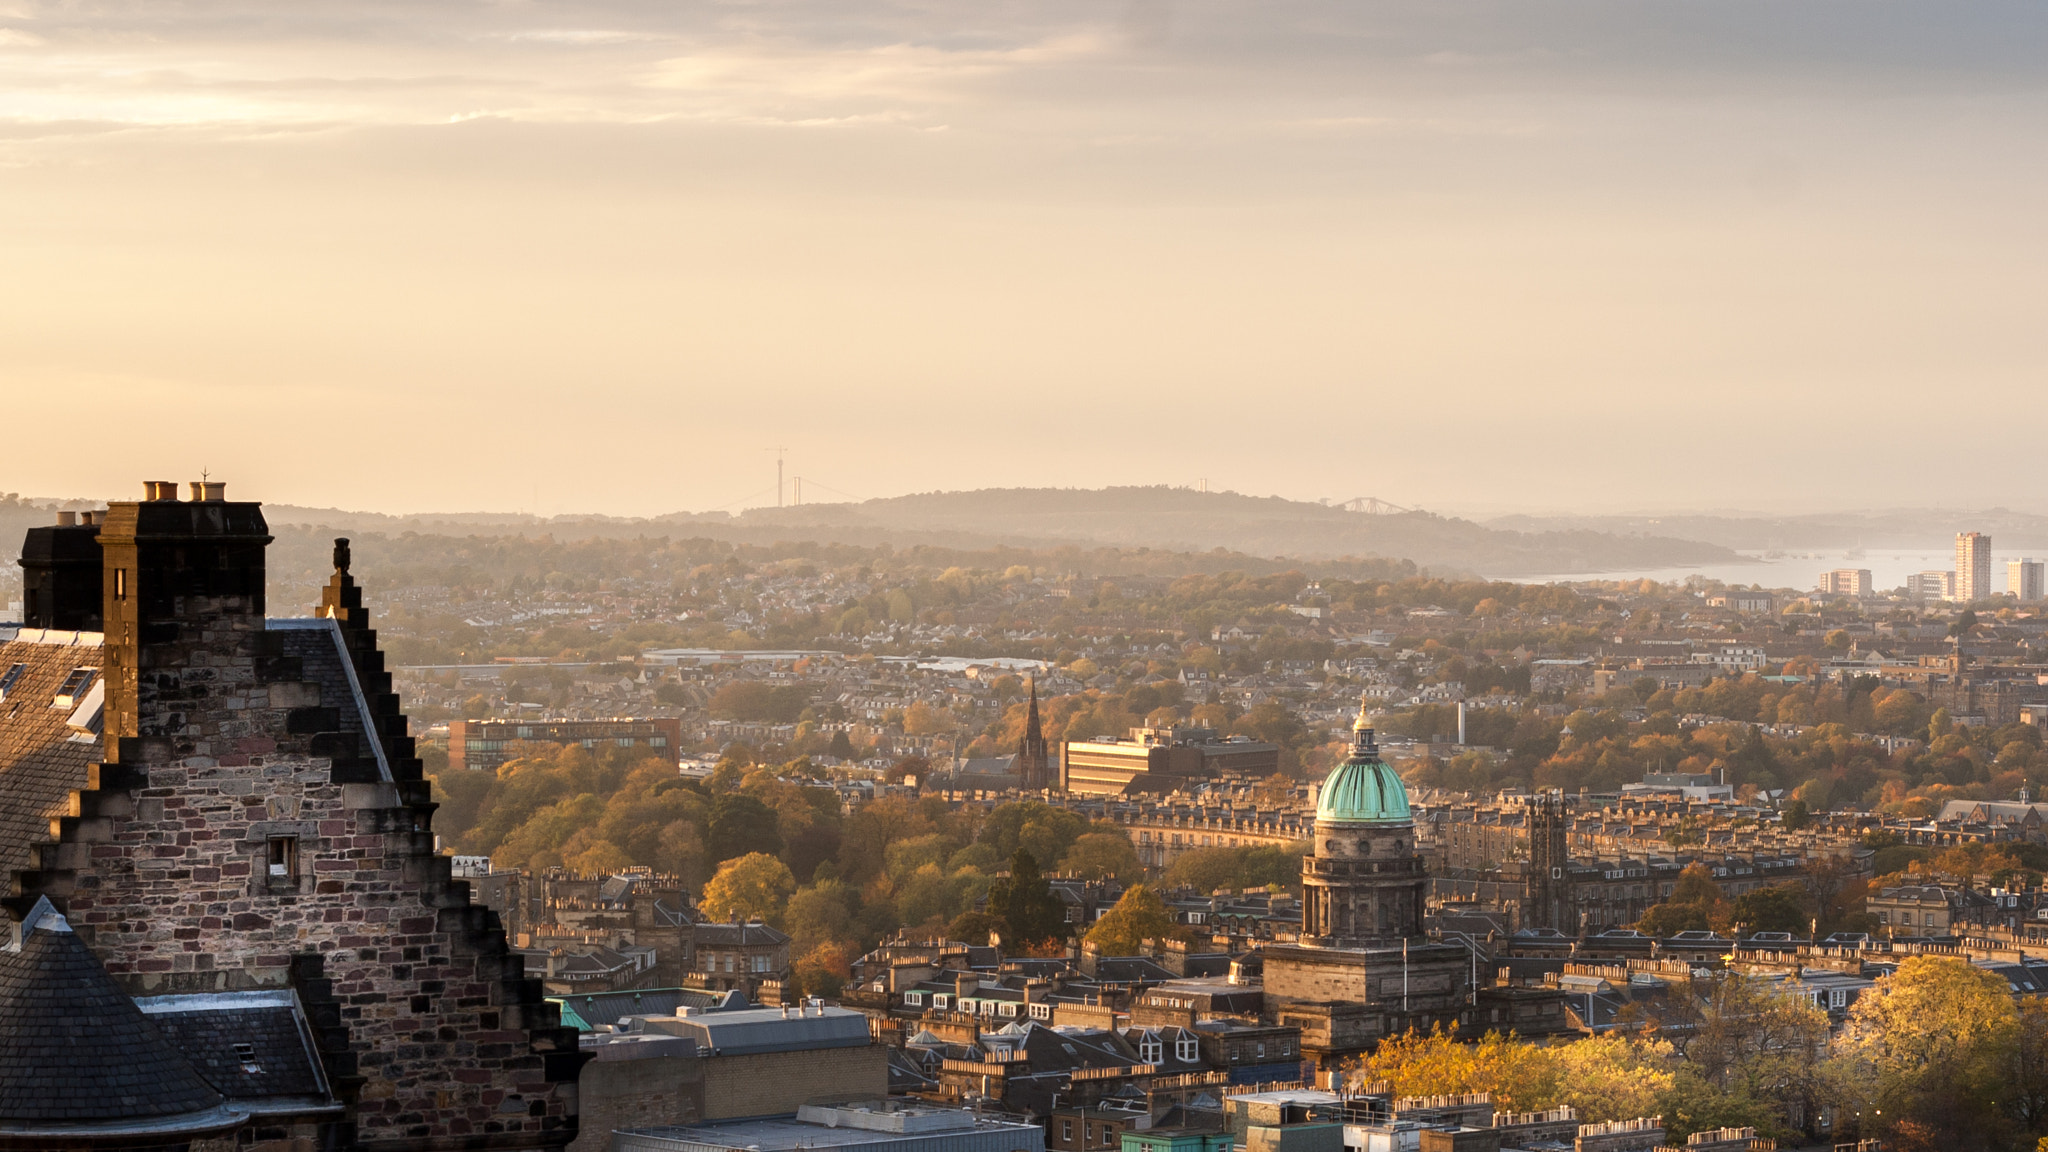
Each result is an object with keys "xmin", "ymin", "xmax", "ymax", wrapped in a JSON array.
[
  {"xmin": 1061, "ymin": 725, "xmax": 1278, "ymax": 795},
  {"xmin": 1957, "ymin": 532, "xmax": 1993, "ymax": 601},
  {"xmin": 2009, "ymin": 559, "xmax": 2045, "ymax": 602},
  {"xmin": 1817, "ymin": 569, "xmax": 1872, "ymax": 597},
  {"xmin": 450, "ymin": 716, "xmax": 683, "ymax": 771}
]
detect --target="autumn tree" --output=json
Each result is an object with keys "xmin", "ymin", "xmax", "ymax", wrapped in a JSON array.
[
  {"xmin": 1837, "ymin": 955, "xmax": 2020, "ymax": 1150},
  {"xmin": 700, "ymin": 852, "xmax": 797, "ymax": 925}
]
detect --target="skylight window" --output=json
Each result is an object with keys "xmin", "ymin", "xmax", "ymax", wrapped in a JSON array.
[
  {"xmin": 0, "ymin": 663, "xmax": 24, "ymax": 701},
  {"xmin": 51, "ymin": 668, "xmax": 97, "ymax": 709}
]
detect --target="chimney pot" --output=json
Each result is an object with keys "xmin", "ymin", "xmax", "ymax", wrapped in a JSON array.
[
  {"xmin": 79, "ymin": 511, "xmax": 96, "ymax": 527},
  {"xmin": 142, "ymin": 480, "xmax": 179, "ymax": 501},
  {"xmin": 190, "ymin": 481, "xmax": 225, "ymax": 502},
  {"xmin": 55, "ymin": 511, "xmax": 76, "ymax": 527}
]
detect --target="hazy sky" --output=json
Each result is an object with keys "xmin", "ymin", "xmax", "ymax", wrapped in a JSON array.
[{"xmin": 3, "ymin": 1, "xmax": 2045, "ymax": 518}]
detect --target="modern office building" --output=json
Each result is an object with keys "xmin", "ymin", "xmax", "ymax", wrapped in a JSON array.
[
  {"xmin": 1907, "ymin": 571, "xmax": 1955, "ymax": 601},
  {"xmin": 2009, "ymin": 559, "xmax": 2045, "ymax": 602},
  {"xmin": 1061, "ymin": 724, "xmax": 1279, "ymax": 795},
  {"xmin": 1956, "ymin": 532, "xmax": 1993, "ymax": 601},
  {"xmin": 450, "ymin": 716, "xmax": 684, "ymax": 771},
  {"xmin": 1817, "ymin": 569, "xmax": 1873, "ymax": 597}
]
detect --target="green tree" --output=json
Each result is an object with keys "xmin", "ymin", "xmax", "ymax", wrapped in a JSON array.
[
  {"xmin": 1059, "ymin": 832, "xmax": 1141, "ymax": 881},
  {"xmin": 1086, "ymin": 884, "xmax": 1191, "ymax": 956},
  {"xmin": 1781, "ymin": 798, "xmax": 1811, "ymax": 831},
  {"xmin": 707, "ymin": 793, "xmax": 783, "ymax": 864},
  {"xmin": 1730, "ymin": 885, "xmax": 1807, "ymax": 935},
  {"xmin": 986, "ymin": 850, "xmax": 1067, "ymax": 946}
]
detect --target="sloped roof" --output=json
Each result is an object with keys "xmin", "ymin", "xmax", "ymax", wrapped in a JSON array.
[
  {"xmin": 136, "ymin": 991, "xmax": 329, "ymax": 1102},
  {"xmin": 0, "ymin": 629, "xmax": 106, "ymax": 888},
  {"xmin": 0, "ymin": 899, "xmax": 230, "ymax": 1123}
]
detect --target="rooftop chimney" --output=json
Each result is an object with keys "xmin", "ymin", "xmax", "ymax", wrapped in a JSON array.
[
  {"xmin": 18, "ymin": 514, "xmax": 103, "ymax": 632},
  {"xmin": 142, "ymin": 481, "xmax": 179, "ymax": 502},
  {"xmin": 190, "ymin": 481, "xmax": 225, "ymax": 502}
]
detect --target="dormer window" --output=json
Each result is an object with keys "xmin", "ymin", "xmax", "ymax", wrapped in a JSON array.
[
  {"xmin": 51, "ymin": 668, "xmax": 96, "ymax": 709},
  {"xmin": 1138, "ymin": 1033, "xmax": 1162, "ymax": 1063},
  {"xmin": 1176, "ymin": 1037, "xmax": 1198, "ymax": 1062}
]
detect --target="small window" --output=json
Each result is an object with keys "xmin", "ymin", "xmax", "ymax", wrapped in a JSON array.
[
  {"xmin": 903, "ymin": 992, "xmax": 923, "ymax": 1007},
  {"xmin": 650, "ymin": 736, "xmax": 669, "ymax": 747},
  {"xmin": 1102, "ymin": 1127, "xmax": 1114, "ymax": 1147},
  {"xmin": 616, "ymin": 738, "xmax": 635, "ymax": 747},
  {"xmin": 0, "ymin": 664, "xmax": 24, "ymax": 701},
  {"xmin": 1177, "ymin": 1037, "xmax": 1198, "ymax": 1062},
  {"xmin": 752, "ymin": 954, "xmax": 768, "ymax": 973},
  {"xmin": 232, "ymin": 1042, "xmax": 261, "ymax": 1073},
  {"xmin": 114, "ymin": 568, "xmax": 128, "ymax": 600},
  {"xmin": 1062, "ymin": 1120, "xmax": 1073, "ymax": 1143},
  {"xmin": 932, "ymin": 994, "xmax": 949, "ymax": 1010},
  {"xmin": 51, "ymin": 668, "xmax": 97, "ymax": 709},
  {"xmin": 266, "ymin": 836, "xmax": 298, "ymax": 879}
]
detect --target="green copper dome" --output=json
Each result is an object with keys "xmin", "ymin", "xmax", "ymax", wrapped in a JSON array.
[{"xmin": 1316, "ymin": 712, "xmax": 1411, "ymax": 823}]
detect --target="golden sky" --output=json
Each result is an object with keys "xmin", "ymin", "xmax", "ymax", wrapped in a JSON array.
[{"xmin": 2, "ymin": 1, "xmax": 2044, "ymax": 516}]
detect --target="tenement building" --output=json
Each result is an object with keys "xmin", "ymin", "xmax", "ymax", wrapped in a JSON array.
[
  {"xmin": 1263, "ymin": 708, "xmax": 1471, "ymax": 1067},
  {"xmin": 0, "ymin": 483, "xmax": 587, "ymax": 1150}
]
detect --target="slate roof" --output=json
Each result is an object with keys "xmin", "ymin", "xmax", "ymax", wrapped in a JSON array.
[
  {"xmin": 0, "ymin": 629, "xmax": 106, "ymax": 888},
  {"xmin": 694, "ymin": 921, "xmax": 791, "ymax": 948},
  {"xmin": 0, "ymin": 899, "xmax": 227, "ymax": 1123},
  {"xmin": 136, "ymin": 991, "xmax": 330, "ymax": 1102},
  {"xmin": 551, "ymin": 986, "xmax": 739, "ymax": 1032}
]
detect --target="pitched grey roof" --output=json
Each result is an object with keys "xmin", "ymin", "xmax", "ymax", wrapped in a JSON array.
[
  {"xmin": 0, "ymin": 630, "xmax": 106, "ymax": 887},
  {"xmin": 135, "ymin": 991, "xmax": 330, "ymax": 1102},
  {"xmin": 0, "ymin": 899, "xmax": 228, "ymax": 1123}
]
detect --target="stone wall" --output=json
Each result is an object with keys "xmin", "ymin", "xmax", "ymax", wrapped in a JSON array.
[
  {"xmin": 569, "ymin": 1048, "xmax": 706, "ymax": 1152},
  {"xmin": 13, "ymin": 514, "xmax": 586, "ymax": 1151},
  {"xmin": 700, "ymin": 1045, "xmax": 889, "ymax": 1121}
]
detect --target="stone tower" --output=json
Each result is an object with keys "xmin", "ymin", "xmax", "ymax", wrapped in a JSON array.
[
  {"xmin": 1301, "ymin": 709, "xmax": 1427, "ymax": 946},
  {"xmin": 1524, "ymin": 792, "xmax": 1570, "ymax": 932}
]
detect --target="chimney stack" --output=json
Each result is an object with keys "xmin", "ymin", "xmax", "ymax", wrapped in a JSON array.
[
  {"xmin": 97, "ymin": 483, "xmax": 272, "ymax": 749},
  {"xmin": 18, "ymin": 513, "xmax": 104, "ymax": 632},
  {"xmin": 190, "ymin": 481, "xmax": 225, "ymax": 502}
]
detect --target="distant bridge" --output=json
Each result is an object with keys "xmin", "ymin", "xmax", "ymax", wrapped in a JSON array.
[{"xmin": 1337, "ymin": 496, "xmax": 1415, "ymax": 515}]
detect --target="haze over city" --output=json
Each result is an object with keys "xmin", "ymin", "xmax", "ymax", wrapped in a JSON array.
[
  {"xmin": 4, "ymin": 0, "xmax": 2047, "ymax": 516},
  {"xmin": 10, "ymin": 5, "xmax": 2048, "ymax": 1152}
]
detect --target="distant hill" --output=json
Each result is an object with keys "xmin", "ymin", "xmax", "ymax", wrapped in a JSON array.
[
  {"xmin": 4, "ymin": 486, "xmax": 1743, "ymax": 579},
  {"xmin": 262, "ymin": 486, "xmax": 1738, "ymax": 577}
]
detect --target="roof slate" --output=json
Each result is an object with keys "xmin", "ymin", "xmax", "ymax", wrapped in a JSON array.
[
  {"xmin": 0, "ymin": 631, "xmax": 106, "ymax": 887},
  {"xmin": 0, "ymin": 901, "xmax": 225, "ymax": 1122}
]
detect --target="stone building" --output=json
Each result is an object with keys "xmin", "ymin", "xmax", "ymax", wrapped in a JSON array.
[
  {"xmin": 0, "ymin": 484, "xmax": 587, "ymax": 1150},
  {"xmin": 1264, "ymin": 710, "xmax": 1471, "ymax": 1065}
]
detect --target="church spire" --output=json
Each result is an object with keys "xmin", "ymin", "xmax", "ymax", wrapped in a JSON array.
[{"xmin": 1016, "ymin": 671, "xmax": 1052, "ymax": 790}]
